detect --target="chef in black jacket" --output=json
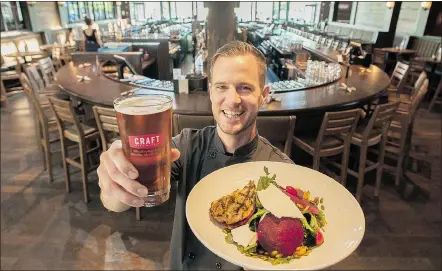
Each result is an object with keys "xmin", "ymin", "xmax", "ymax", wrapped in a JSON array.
[{"xmin": 98, "ymin": 41, "xmax": 293, "ymax": 270}]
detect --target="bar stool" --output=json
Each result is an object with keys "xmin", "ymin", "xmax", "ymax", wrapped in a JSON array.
[
  {"xmin": 372, "ymin": 48, "xmax": 387, "ymax": 71},
  {"xmin": 348, "ymin": 102, "xmax": 399, "ymax": 202},
  {"xmin": 38, "ymin": 57, "xmax": 57, "ymax": 86},
  {"xmin": 293, "ymin": 109, "xmax": 361, "ymax": 184},
  {"xmin": 383, "ymin": 79, "xmax": 429, "ymax": 186},
  {"xmin": 20, "ymin": 73, "xmax": 61, "ymax": 183},
  {"xmin": 92, "ymin": 105, "xmax": 144, "ymax": 220},
  {"xmin": 48, "ymin": 97, "xmax": 101, "ymax": 203},
  {"xmin": 389, "ymin": 71, "xmax": 427, "ymax": 109},
  {"xmin": 387, "ymin": 61, "xmax": 410, "ymax": 94}
]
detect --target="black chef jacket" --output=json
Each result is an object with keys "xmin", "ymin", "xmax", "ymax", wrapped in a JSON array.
[{"xmin": 168, "ymin": 126, "xmax": 293, "ymax": 270}]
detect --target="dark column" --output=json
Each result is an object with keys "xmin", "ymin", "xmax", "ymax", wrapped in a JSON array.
[
  {"xmin": 376, "ymin": 2, "xmax": 402, "ymax": 48},
  {"xmin": 205, "ymin": 1, "xmax": 238, "ymax": 63}
]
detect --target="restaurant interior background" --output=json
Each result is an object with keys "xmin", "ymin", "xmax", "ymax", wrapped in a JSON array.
[{"xmin": 1, "ymin": 1, "xmax": 441, "ymax": 270}]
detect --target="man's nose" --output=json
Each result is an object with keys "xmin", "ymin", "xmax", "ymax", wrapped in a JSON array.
[{"xmin": 224, "ymin": 87, "xmax": 241, "ymax": 105}]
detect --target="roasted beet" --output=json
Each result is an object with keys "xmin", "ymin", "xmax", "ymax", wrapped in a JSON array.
[{"xmin": 257, "ymin": 213, "xmax": 305, "ymax": 256}]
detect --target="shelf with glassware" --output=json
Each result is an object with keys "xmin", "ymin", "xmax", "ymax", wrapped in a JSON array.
[{"xmin": 250, "ymin": 30, "xmax": 346, "ymax": 93}]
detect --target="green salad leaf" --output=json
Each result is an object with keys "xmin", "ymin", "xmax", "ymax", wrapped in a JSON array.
[
  {"xmin": 316, "ymin": 210, "xmax": 328, "ymax": 228},
  {"xmin": 300, "ymin": 217, "xmax": 315, "ymax": 234},
  {"xmin": 257, "ymin": 167, "xmax": 277, "ymax": 191}
]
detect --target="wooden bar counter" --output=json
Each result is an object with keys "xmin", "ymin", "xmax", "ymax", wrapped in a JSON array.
[{"xmin": 55, "ymin": 61, "xmax": 390, "ymax": 116}]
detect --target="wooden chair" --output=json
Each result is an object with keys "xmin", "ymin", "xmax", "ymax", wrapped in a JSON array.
[
  {"xmin": 348, "ymin": 102, "xmax": 400, "ymax": 202},
  {"xmin": 255, "ymin": 115, "xmax": 296, "ymax": 157},
  {"xmin": 428, "ymin": 79, "xmax": 442, "ymax": 112},
  {"xmin": 396, "ymin": 78, "xmax": 429, "ymax": 114},
  {"xmin": 20, "ymin": 73, "xmax": 60, "ymax": 183},
  {"xmin": 92, "ymin": 105, "xmax": 145, "ymax": 220},
  {"xmin": 92, "ymin": 105, "xmax": 120, "ymax": 152},
  {"xmin": 52, "ymin": 48, "xmax": 63, "ymax": 71},
  {"xmin": 389, "ymin": 71, "xmax": 427, "ymax": 106},
  {"xmin": 1, "ymin": 80, "xmax": 9, "ymax": 109},
  {"xmin": 1, "ymin": 57, "xmax": 23, "ymax": 95},
  {"xmin": 172, "ymin": 114, "xmax": 215, "ymax": 137},
  {"xmin": 172, "ymin": 114, "xmax": 296, "ymax": 157},
  {"xmin": 38, "ymin": 57, "xmax": 57, "ymax": 86},
  {"xmin": 387, "ymin": 61, "xmax": 410, "ymax": 94},
  {"xmin": 384, "ymin": 79, "xmax": 429, "ymax": 186},
  {"xmin": 372, "ymin": 48, "xmax": 387, "ymax": 71},
  {"xmin": 293, "ymin": 109, "xmax": 361, "ymax": 184},
  {"xmin": 48, "ymin": 97, "xmax": 101, "ymax": 203}
]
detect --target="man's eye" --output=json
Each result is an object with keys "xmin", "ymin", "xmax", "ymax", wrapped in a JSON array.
[
  {"xmin": 238, "ymin": 85, "xmax": 252, "ymax": 92},
  {"xmin": 216, "ymin": 85, "xmax": 227, "ymax": 90}
]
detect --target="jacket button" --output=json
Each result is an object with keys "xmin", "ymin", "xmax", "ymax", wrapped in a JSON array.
[
  {"xmin": 216, "ymin": 262, "xmax": 222, "ymax": 269},
  {"xmin": 188, "ymin": 252, "xmax": 195, "ymax": 259},
  {"xmin": 209, "ymin": 151, "xmax": 217, "ymax": 158}
]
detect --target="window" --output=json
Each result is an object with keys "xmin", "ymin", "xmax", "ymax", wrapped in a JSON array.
[
  {"xmin": 288, "ymin": 2, "xmax": 317, "ymax": 23},
  {"xmin": 131, "ymin": 2, "xmax": 146, "ymax": 23},
  {"xmin": 68, "ymin": 2, "xmax": 80, "ymax": 23},
  {"xmin": 78, "ymin": 2, "xmax": 88, "ymax": 20},
  {"xmin": 333, "ymin": 1, "xmax": 353, "ymax": 24},
  {"xmin": 170, "ymin": 2, "xmax": 177, "ymax": 19},
  {"xmin": 256, "ymin": 2, "xmax": 273, "ymax": 22},
  {"xmin": 279, "ymin": 1, "xmax": 288, "ymax": 20},
  {"xmin": 66, "ymin": 1, "xmax": 116, "ymax": 24},
  {"xmin": 87, "ymin": 2, "xmax": 94, "ymax": 20},
  {"xmin": 235, "ymin": 2, "xmax": 253, "ymax": 22},
  {"xmin": 105, "ymin": 2, "xmax": 114, "ymax": 19},
  {"xmin": 196, "ymin": 2, "xmax": 208, "ymax": 21},
  {"xmin": 162, "ymin": 2, "xmax": 170, "ymax": 20},
  {"xmin": 176, "ymin": 1, "xmax": 192, "ymax": 19},
  {"xmin": 145, "ymin": 2, "xmax": 161, "ymax": 20}
]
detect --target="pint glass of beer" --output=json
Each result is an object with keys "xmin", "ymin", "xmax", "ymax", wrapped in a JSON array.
[{"xmin": 114, "ymin": 94, "xmax": 173, "ymax": 207}]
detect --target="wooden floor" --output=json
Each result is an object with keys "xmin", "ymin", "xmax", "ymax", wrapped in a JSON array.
[{"xmin": 1, "ymin": 94, "xmax": 441, "ymax": 270}]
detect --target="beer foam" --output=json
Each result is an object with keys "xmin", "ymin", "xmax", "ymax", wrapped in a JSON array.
[{"xmin": 115, "ymin": 96, "xmax": 172, "ymax": 115}]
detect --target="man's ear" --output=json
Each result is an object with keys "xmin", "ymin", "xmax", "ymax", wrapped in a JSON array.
[
  {"xmin": 208, "ymin": 82, "xmax": 213, "ymax": 102},
  {"xmin": 260, "ymin": 85, "xmax": 270, "ymax": 106}
]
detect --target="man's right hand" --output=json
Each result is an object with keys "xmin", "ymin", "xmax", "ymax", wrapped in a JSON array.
[{"xmin": 97, "ymin": 140, "xmax": 180, "ymax": 211}]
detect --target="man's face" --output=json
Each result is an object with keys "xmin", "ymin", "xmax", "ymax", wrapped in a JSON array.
[{"xmin": 209, "ymin": 54, "xmax": 269, "ymax": 135}]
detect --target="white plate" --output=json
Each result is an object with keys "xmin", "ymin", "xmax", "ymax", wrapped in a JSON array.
[{"xmin": 186, "ymin": 161, "xmax": 365, "ymax": 270}]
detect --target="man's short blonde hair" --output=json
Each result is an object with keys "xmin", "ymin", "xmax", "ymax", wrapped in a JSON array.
[{"xmin": 209, "ymin": 41, "xmax": 267, "ymax": 89}]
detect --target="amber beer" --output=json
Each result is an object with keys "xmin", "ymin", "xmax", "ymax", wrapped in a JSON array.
[{"xmin": 114, "ymin": 94, "xmax": 172, "ymax": 207}]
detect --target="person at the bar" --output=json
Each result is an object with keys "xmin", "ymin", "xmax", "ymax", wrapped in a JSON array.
[
  {"xmin": 98, "ymin": 41, "xmax": 293, "ymax": 270},
  {"xmin": 82, "ymin": 17, "xmax": 103, "ymax": 52}
]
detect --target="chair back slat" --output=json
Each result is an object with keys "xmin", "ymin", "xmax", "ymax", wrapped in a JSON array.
[
  {"xmin": 325, "ymin": 117, "xmax": 355, "ymax": 128},
  {"xmin": 102, "ymin": 123, "xmax": 120, "ymax": 133},
  {"xmin": 99, "ymin": 115, "xmax": 118, "ymax": 125}
]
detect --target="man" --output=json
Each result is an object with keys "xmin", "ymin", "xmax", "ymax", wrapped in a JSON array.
[{"xmin": 98, "ymin": 41, "xmax": 293, "ymax": 270}]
